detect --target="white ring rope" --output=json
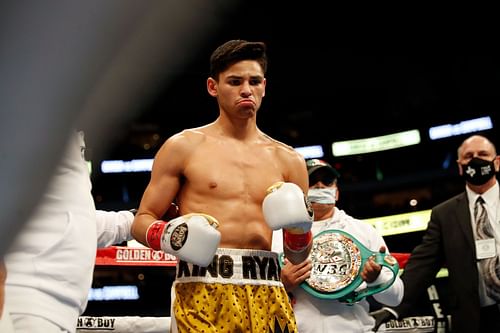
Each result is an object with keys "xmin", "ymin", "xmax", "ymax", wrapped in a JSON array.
[{"xmin": 77, "ymin": 316, "xmax": 171, "ymax": 333}]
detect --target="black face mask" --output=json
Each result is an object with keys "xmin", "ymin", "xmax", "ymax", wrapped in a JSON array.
[{"xmin": 461, "ymin": 157, "xmax": 497, "ymax": 186}]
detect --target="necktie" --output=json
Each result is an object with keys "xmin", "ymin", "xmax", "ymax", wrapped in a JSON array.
[{"xmin": 474, "ymin": 196, "xmax": 500, "ymax": 301}]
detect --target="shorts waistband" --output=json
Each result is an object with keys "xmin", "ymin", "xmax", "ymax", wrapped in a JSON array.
[{"xmin": 175, "ymin": 248, "xmax": 283, "ymax": 286}]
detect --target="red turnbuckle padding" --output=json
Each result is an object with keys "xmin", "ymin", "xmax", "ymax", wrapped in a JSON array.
[
  {"xmin": 284, "ymin": 230, "xmax": 312, "ymax": 251},
  {"xmin": 146, "ymin": 220, "xmax": 167, "ymax": 251}
]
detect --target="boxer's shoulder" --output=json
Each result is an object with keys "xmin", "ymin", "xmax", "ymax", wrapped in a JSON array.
[
  {"xmin": 260, "ymin": 131, "xmax": 293, "ymax": 150},
  {"xmin": 156, "ymin": 129, "xmax": 207, "ymax": 161},
  {"xmin": 259, "ymin": 132, "xmax": 304, "ymax": 164},
  {"xmin": 171, "ymin": 128, "xmax": 207, "ymax": 144}
]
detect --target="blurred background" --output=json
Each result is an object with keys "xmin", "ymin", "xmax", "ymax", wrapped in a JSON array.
[
  {"xmin": 72, "ymin": 2, "xmax": 498, "ymax": 320},
  {"xmin": 89, "ymin": 7, "xmax": 499, "ymax": 220}
]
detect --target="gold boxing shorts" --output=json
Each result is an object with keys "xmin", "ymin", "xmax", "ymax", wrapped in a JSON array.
[{"xmin": 170, "ymin": 248, "xmax": 298, "ymax": 333}]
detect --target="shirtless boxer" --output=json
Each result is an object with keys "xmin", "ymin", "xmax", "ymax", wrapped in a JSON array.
[{"xmin": 131, "ymin": 39, "xmax": 313, "ymax": 333}]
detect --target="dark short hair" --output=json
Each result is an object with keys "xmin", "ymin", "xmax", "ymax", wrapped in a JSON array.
[{"xmin": 209, "ymin": 39, "xmax": 267, "ymax": 80}]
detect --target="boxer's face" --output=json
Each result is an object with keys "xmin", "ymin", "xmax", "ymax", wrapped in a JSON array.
[{"xmin": 207, "ymin": 60, "xmax": 266, "ymax": 119}]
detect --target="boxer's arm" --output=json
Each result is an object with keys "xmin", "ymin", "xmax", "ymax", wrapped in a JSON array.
[
  {"xmin": 275, "ymin": 153, "xmax": 312, "ymax": 264},
  {"xmin": 263, "ymin": 181, "xmax": 313, "ymax": 265},
  {"xmin": 131, "ymin": 135, "xmax": 185, "ymax": 245},
  {"xmin": 131, "ymin": 132, "xmax": 221, "ymax": 266},
  {"xmin": 284, "ymin": 153, "xmax": 311, "ymax": 264}
]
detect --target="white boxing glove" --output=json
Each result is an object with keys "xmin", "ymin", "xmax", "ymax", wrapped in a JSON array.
[
  {"xmin": 262, "ymin": 182, "xmax": 314, "ymax": 233},
  {"xmin": 145, "ymin": 213, "xmax": 221, "ymax": 267}
]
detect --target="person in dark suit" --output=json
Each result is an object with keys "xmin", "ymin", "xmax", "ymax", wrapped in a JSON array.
[{"xmin": 372, "ymin": 134, "xmax": 500, "ymax": 333}]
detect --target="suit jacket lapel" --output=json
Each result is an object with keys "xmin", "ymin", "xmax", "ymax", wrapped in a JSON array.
[{"xmin": 455, "ymin": 192, "xmax": 475, "ymax": 253}]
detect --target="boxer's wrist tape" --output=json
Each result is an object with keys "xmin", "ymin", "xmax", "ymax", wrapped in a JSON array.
[
  {"xmin": 146, "ymin": 220, "xmax": 167, "ymax": 251},
  {"xmin": 284, "ymin": 229, "xmax": 312, "ymax": 251}
]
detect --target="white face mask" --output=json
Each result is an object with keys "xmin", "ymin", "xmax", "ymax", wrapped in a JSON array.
[{"xmin": 308, "ymin": 188, "xmax": 337, "ymax": 204}]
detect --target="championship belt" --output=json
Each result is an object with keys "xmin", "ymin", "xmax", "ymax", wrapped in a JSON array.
[{"xmin": 279, "ymin": 229, "xmax": 399, "ymax": 304}]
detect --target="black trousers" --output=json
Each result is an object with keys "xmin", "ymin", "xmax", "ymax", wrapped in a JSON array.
[{"xmin": 479, "ymin": 304, "xmax": 500, "ymax": 332}]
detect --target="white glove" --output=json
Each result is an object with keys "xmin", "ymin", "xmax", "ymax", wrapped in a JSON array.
[
  {"xmin": 262, "ymin": 182, "xmax": 313, "ymax": 233},
  {"xmin": 146, "ymin": 213, "xmax": 221, "ymax": 267}
]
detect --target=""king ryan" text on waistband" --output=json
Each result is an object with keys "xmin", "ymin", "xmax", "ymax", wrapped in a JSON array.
[{"xmin": 177, "ymin": 254, "xmax": 281, "ymax": 282}]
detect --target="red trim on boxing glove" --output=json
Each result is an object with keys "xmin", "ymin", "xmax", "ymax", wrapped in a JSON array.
[
  {"xmin": 146, "ymin": 220, "xmax": 167, "ymax": 251},
  {"xmin": 284, "ymin": 229, "xmax": 312, "ymax": 252}
]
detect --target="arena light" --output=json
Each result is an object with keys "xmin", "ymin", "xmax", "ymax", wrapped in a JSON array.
[
  {"xmin": 363, "ymin": 209, "xmax": 431, "ymax": 236},
  {"xmin": 294, "ymin": 145, "xmax": 324, "ymax": 159},
  {"xmin": 398, "ymin": 268, "xmax": 449, "ymax": 278},
  {"xmin": 101, "ymin": 159, "xmax": 154, "ymax": 173},
  {"xmin": 331, "ymin": 130, "xmax": 421, "ymax": 157},
  {"xmin": 428, "ymin": 116, "xmax": 493, "ymax": 140},
  {"xmin": 88, "ymin": 285, "xmax": 139, "ymax": 301}
]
